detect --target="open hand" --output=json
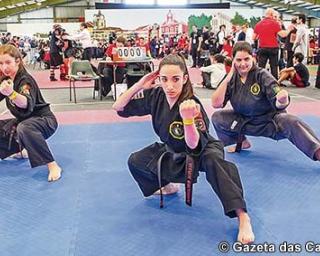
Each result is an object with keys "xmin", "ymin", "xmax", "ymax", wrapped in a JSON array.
[{"xmin": 136, "ymin": 70, "xmax": 159, "ymax": 90}]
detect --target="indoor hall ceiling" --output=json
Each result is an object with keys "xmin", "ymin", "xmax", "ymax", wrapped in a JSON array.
[
  {"xmin": 0, "ymin": 0, "xmax": 319, "ymax": 20},
  {"xmin": 228, "ymin": 0, "xmax": 320, "ymax": 18}
]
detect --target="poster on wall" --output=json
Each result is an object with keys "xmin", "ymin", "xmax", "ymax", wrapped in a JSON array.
[{"xmin": 85, "ymin": 8, "xmax": 265, "ymax": 40}]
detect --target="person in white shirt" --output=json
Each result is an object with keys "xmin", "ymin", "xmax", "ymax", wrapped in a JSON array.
[
  {"xmin": 200, "ymin": 53, "xmax": 227, "ymax": 89},
  {"xmin": 66, "ymin": 22, "xmax": 93, "ymax": 61},
  {"xmin": 293, "ymin": 13, "xmax": 309, "ymax": 64},
  {"xmin": 217, "ymin": 25, "xmax": 226, "ymax": 52}
]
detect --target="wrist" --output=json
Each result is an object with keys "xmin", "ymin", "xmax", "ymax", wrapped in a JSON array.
[
  {"xmin": 183, "ymin": 118, "xmax": 194, "ymax": 126},
  {"xmin": 8, "ymin": 90, "xmax": 18, "ymax": 100}
]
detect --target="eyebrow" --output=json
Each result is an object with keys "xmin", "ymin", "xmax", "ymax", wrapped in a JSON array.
[{"xmin": 159, "ymin": 74, "xmax": 183, "ymax": 77}]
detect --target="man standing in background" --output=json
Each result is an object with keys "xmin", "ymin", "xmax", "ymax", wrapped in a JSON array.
[{"xmin": 293, "ymin": 14, "xmax": 309, "ymax": 64}]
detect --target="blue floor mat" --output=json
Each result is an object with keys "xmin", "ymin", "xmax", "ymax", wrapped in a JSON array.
[{"xmin": 0, "ymin": 116, "xmax": 319, "ymax": 256}]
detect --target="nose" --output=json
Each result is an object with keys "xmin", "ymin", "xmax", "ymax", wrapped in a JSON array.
[{"xmin": 166, "ymin": 82, "xmax": 174, "ymax": 90}]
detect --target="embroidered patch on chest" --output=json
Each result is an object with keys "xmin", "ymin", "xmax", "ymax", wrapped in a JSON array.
[
  {"xmin": 169, "ymin": 121, "xmax": 184, "ymax": 140},
  {"xmin": 250, "ymin": 83, "xmax": 260, "ymax": 95}
]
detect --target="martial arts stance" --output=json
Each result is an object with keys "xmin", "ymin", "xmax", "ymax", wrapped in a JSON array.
[
  {"xmin": 0, "ymin": 44, "xmax": 62, "ymax": 181},
  {"xmin": 113, "ymin": 54, "xmax": 254, "ymax": 244},
  {"xmin": 211, "ymin": 42, "xmax": 320, "ymax": 160}
]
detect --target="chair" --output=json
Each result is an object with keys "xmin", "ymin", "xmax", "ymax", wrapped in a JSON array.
[{"xmin": 68, "ymin": 60, "xmax": 100, "ymax": 103}]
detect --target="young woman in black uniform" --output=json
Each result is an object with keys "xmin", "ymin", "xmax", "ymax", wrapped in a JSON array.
[
  {"xmin": 0, "ymin": 44, "xmax": 62, "ymax": 181},
  {"xmin": 113, "ymin": 53, "xmax": 254, "ymax": 244}
]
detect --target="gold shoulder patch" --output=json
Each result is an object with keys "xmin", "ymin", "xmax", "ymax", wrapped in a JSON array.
[
  {"xmin": 250, "ymin": 83, "xmax": 260, "ymax": 95},
  {"xmin": 19, "ymin": 84, "xmax": 31, "ymax": 95},
  {"xmin": 273, "ymin": 85, "xmax": 281, "ymax": 95}
]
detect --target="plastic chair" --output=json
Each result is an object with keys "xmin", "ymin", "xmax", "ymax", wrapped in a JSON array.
[{"xmin": 68, "ymin": 60, "xmax": 100, "ymax": 103}]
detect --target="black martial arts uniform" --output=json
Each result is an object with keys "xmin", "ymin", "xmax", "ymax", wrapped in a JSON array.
[
  {"xmin": 212, "ymin": 66, "xmax": 320, "ymax": 160},
  {"xmin": 117, "ymin": 87, "xmax": 247, "ymax": 218},
  {"xmin": 0, "ymin": 69, "xmax": 58, "ymax": 167}
]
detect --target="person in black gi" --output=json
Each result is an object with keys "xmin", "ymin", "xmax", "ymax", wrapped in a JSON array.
[
  {"xmin": 211, "ymin": 41, "xmax": 320, "ymax": 161},
  {"xmin": 113, "ymin": 53, "xmax": 255, "ymax": 244},
  {"xmin": 0, "ymin": 44, "xmax": 62, "ymax": 182}
]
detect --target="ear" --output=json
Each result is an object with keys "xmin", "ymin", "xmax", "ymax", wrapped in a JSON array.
[{"xmin": 183, "ymin": 74, "xmax": 188, "ymax": 85}]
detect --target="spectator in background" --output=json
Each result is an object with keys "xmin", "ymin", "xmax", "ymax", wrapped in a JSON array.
[
  {"xmin": 217, "ymin": 25, "xmax": 226, "ymax": 53},
  {"xmin": 221, "ymin": 36, "xmax": 233, "ymax": 58},
  {"xmin": 293, "ymin": 13, "xmax": 309, "ymax": 64},
  {"xmin": 66, "ymin": 22, "xmax": 94, "ymax": 62},
  {"xmin": 49, "ymin": 24, "xmax": 64, "ymax": 81},
  {"xmin": 285, "ymin": 17, "xmax": 297, "ymax": 68},
  {"xmin": 278, "ymin": 52, "xmax": 310, "ymax": 88},
  {"xmin": 189, "ymin": 25, "xmax": 201, "ymax": 68},
  {"xmin": 136, "ymin": 37, "xmax": 151, "ymax": 58},
  {"xmin": 200, "ymin": 53, "xmax": 227, "ymax": 89},
  {"xmin": 253, "ymin": 8, "xmax": 288, "ymax": 79},
  {"xmin": 101, "ymin": 36, "xmax": 127, "ymax": 97}
]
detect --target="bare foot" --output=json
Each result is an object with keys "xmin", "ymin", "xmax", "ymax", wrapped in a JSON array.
[
  {"xmin": 227, "ymin": 139, "xmax": 251, "ymax": 153},
  {"xmin": 10, "ymin": 149, "xmax": 28, "ymax": 159},
  {"xmin": 47, "ymin": 161, "xmax": 62, "ymax": 182},
  {"xmin": 153, "ymin": 183, "xmax": 180, "ymax": 195},
  {"xmin": 236, "ymin": 209, "xmax": 255, "ymax": 244}
]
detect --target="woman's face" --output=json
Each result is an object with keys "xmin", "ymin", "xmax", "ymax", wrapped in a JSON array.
[
  {"xmin": 233, "ymin": 50, "xmax": 253, "ymax": 76},
  {"xmin": 0, "ymin": 53, "xmax": 20, "ymax": 78},
  {"xmin": 159, "ymin": 64, "xmax": 187, "ymax": 102}
]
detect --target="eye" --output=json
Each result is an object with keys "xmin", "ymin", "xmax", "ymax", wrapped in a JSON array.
[
  {"xmin": 160, "ymin": 77, "xmax": 167, "ymax": 82},
  {"xmin": 172, "ymin": 77, "xmax": 180, "ymax": 83}
]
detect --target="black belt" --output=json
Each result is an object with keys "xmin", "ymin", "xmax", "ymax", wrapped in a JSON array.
[
  {"xmin": 157, "ymin": 146, "xmax": 195, "ymax": 208},
  {"xmin": 235, "ymin": 114, "xmax": 279, "ymax": 152}
]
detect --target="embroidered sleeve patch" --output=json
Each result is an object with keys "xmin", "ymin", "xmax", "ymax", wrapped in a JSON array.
[
  {"xmin": 194, "ymin": 112, "xmax": 206, "ymax": 132},
  {"xmin": 273, "ymin": 86, "xmax": 281, "ymax": 95},
  {"xmin": 19, "ymin": 84, "xmax": 31, "ymax": 95},
  {"xmin": 132, "ymin": 89, "xmax": 144, "ymax": 100}
]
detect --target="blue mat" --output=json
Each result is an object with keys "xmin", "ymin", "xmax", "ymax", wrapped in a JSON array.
[{"xmin": 0, "ymin": 116, "xmax": 319, "ymax": 256}]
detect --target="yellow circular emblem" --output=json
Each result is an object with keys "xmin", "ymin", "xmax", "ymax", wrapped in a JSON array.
[
  {"xmin": 169, "ymin": 121, "xmax": 184, "ymax": 140},
  {"xmin": 250, "ymin": 83, "xmax": 260, "ymax": 95}
]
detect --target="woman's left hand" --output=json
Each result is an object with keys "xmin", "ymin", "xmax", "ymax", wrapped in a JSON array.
[
  {"xmin": 179, "ymin": 99, "xmax": 200, "ymax": 120},
  {"xmin": 0, "ymin": 79, "xmax": 14, "ymax": 96}
]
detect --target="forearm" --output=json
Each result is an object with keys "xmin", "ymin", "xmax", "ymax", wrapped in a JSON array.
[
  {"xmin": 112, "ymin": 83, "xmax": 142, "ymax": 111},
  {"xmin": 9, "ymin": 91, "xmax": 28, "ymax": 109},
  {"xmin": 183, "ymin": 121, "xmax": 200, "ymax": 149}
]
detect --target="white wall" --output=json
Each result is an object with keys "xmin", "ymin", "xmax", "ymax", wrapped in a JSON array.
[{"xmin": 7, "ymin": 22, "xmax": 81, "ymax": 37}]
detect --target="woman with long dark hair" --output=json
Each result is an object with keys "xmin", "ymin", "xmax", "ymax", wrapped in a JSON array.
[{"xmin": 113, "ymin": 53, "xmax": 254, "ymax": 244}]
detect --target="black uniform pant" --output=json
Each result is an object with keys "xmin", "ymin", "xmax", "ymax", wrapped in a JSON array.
[
  {"xmin": 258, "ymin": 47, "xmax": 279, "ymax": 79},
  {"xmin": 286, "ymin": 50, "xmax": 294, "ymax": 68},
  {"xmin": 0, "ymin": 115, "xmax": 58, "ymax": 168},
  {"xmin": 127, "ymin": 142, "xmax": 247, "ymax": 218},
  {"xmin": 212, "ymin": 110, "xmax": 320, "ymax": 160},
  {"xmin": 101, "ymin": 66, "xmax": 126, "ymax": 97},
  {"xmin": 191, "ymin": 47, "xmax": 199, "ymax": 67}
]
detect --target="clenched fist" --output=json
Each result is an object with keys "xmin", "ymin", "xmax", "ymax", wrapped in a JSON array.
[
  {"xmin": 276, "ymin": 89, "xmax": 289, "ymax": 105},
  {"xmin": 179, "ymin": 99, "xmax": 200, "ymax": 120},
  {"xmin": 0, "ymin": 79, "xmax": 14, "ymax": 96}
]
